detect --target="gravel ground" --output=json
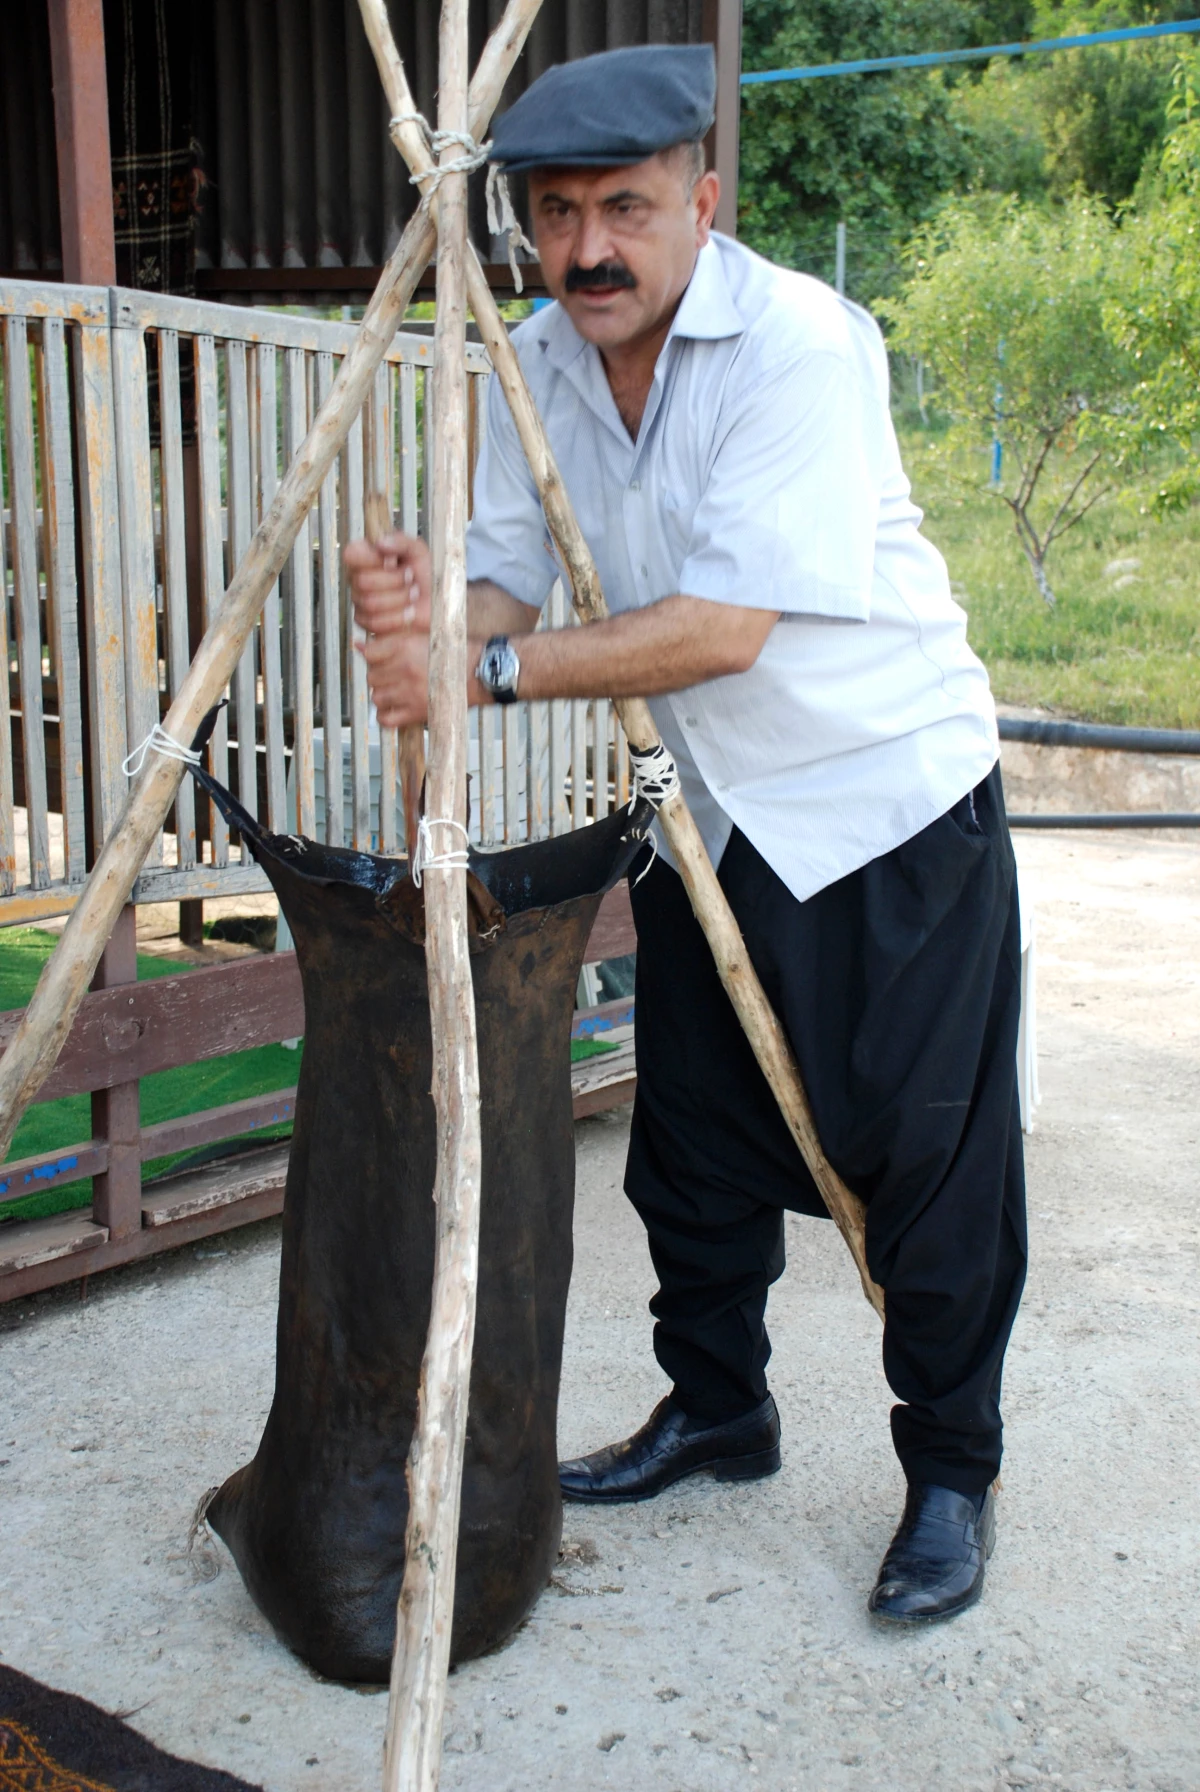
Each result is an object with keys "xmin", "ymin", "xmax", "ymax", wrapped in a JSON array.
[{"xmin": 1, "ymin": 830, "xmax": 1198, "ymax": 1792}]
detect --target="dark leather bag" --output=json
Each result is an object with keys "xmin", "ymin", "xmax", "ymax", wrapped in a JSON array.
[{"xmin": 188, "ymin": 741, "xmax": 650, "ymax": 1681}]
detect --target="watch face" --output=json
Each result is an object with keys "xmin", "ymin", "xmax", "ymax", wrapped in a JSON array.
[{"xmin": 484, "ymin": 639, "xmax": 519, "ymax": 693}]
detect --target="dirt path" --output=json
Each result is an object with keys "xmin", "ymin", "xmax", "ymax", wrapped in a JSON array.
[{"xmin": 1, "ymin": 831, "xmax": 1197, "ymax": 1792}]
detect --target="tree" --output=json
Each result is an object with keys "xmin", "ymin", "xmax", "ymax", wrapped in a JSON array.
[
  {"xmin": 884, "ymin": 194, "xmax": 1135, "ymax": 603},
  {"xmin": 1099, "ymin": 52, "xmax": 1200, "ymax": 510},
  {"xmin": 736, "ymin": 1, "xmax": 1195, "ymax": 304},
  {"xmin": 949, "ymin": 1, "xmax": 1198, "ymax": 203},
  {"xmin": 737, "ymin": 1, "xmax": 1036, "ymax": 304}
]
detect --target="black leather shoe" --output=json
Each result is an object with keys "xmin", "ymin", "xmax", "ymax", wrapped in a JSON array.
[
  {"xmin": 868, "ymin": 1482, "xmax": 996, "ymax": 1624},
  {"xmin": 559, "ymin": 1394, "xmax": 781, "ymax": 1504}
]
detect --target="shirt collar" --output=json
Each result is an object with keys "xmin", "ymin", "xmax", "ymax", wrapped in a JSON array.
[
  {"xmin": 667, "ymin": 236, "xmax": 744, "ymax": 345},
  {"xmin": 539, "ymin": 235, "xmax": 744, "ymax": 376}
]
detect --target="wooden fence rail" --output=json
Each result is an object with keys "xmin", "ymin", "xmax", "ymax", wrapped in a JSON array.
[{"xmin": 0, "ymin": 279, "xmax": 636, "ymax": 1300}]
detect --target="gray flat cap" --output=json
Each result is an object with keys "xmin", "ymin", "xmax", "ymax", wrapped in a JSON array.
[{"xmin": 488, "ymin": 45, "xmax": 716, "ymax": 173}]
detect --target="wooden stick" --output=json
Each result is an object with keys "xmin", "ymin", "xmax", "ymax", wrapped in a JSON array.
[
  {"xmin": 357, "ymin": 0, "xmax": 883, "ymax": 1319},
  {"xmin": 0, "ymin": 0, "xmax": 546, "ymax": 1162},
  {"xmin": 381, "ymin": 0, "xmax": 481, "ymax": 1785},
  {"xmin": 364, "ymin": 490, "xmax": 425, "ymax": 860}
]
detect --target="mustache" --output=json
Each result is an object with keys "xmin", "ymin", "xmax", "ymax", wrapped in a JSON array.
[{"xmin": 564, "ymin": 261, "xmax": 637, "ymax": 293}]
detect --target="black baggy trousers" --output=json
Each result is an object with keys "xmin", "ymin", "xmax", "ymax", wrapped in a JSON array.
[{"xmin": 625, "ymin": 764, "xmax": 1027, "ymax": 1496}]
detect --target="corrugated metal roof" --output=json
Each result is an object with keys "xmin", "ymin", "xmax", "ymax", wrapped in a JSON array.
[
  {"xmin": 0, "ymin": 0, "xmax": 707, "ymax": 288},
  {"xmin": 0, "ymin": 2, "xmax": 61, "ymax": 275}
]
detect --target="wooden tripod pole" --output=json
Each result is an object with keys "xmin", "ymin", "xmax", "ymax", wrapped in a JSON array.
[
  {"xmin": 357, "ymin": 0, "xmax": 883, "ymax": 1318},
  {"xmin": 382, "ymin": 0, "xmax": 480, "ymax": 1782},
  {"xmin": 365, "ymin": 491, "xmax": 425, "ymax": 860},
  {"xmin": 0, "ymin": 0, "xmax": 545, "ymax": 1163}
]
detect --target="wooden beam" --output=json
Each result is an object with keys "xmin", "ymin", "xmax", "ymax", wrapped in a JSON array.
[
  {"xmin": 0, "ymin": 950, "xmax": 305, "ymax": 1098},
  {"xmin": 46, "ymin": 0, "xmax": 116, "ymax": 286},
  {"xmin": 0, "ymin": 1038, "xmax": 636, "ymax": 1304},
  {"xmin": 0, "ymin": 885, "xmax": 629, "ymax": 1101},
  {"xmin": 0, "ymin": 1173, "xmax": 288, "ymax": 1301},
  {"xmin": 194, "ymin": 261, "xmax": 548, "ymax": 301},
  {"xmin": 703, "ymin": 0, "xmax": 743, "ymax": 238}
]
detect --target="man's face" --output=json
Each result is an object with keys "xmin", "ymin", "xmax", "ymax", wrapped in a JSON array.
[{"xmin": 528, "ymin": 153, "xmax": 720, "ymax": 352}]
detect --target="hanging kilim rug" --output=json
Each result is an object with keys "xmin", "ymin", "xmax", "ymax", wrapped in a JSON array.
[{"xmin": 0, "ymin": 1664, "xmax": 262, "ymax": 1792}]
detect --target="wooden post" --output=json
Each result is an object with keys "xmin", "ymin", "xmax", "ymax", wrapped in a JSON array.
[
  {"xmin": 0, "ymin": 0, "xmax": 547, "ymax": 1161},
  {"xmin": 381, "ymin": 2, "xmax": 482, "ymax": 1785},
  {"xmin": 47, "ymin": 0, "xmax": 145, "ymax": 1207},
  {"xmin": 88, "ymin": 905, "xmax": 141, "ymax": 1241},
  {"xmin": 702, "ymin": 0, "xmax": 743, "ymax": 238},
  {"xmin": 47, "ymin": 0, "xmax": 116, "ymax": 286},
  {"xmin": 358, "ymin": 0, "xmax": 882, "ymax": 1317}
]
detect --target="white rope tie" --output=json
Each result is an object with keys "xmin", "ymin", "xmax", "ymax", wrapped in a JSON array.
[
  {"xmin": 627, "ymin": 740, "xmax": 682, "ymax": 886},
  {"xmin": 390, "ymin": 111, "xmax": 490, "ymax": 199},
  {"xmin": 486, "ymin": 163, "xmax": 537, "ymax": 294},
  {"xmin": 389, "ymin": 110, "xmax": 536, "ymax": 293},
  {"xmin": 411, "ymin": 815, "xmax": 470, "ymax": 889},
  {"xmin": 628, "ymin": 740, "xmax": 681, "ymax": 810},
  {"xmin": 122, "ymin": 725, "xmax": 202, "ymax": 779}
]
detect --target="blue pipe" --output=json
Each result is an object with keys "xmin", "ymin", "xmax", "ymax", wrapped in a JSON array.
[{"xmin": 740, "ymin": 18, "xmax": 1200, "ymax": 87}]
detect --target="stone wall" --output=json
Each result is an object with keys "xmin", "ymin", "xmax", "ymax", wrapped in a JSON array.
[{"xmin": 997, "ymin": 709, "xmax": 1200, "ymax": 818}]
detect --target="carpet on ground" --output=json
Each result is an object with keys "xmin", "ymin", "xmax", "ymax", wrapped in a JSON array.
[{"xmin": 0, "ymin": 1661, "xmax": 262, "ymax": 1790}]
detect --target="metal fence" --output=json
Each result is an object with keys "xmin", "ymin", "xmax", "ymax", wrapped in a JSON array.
[
  {"xmin": 0, "ymin": 278, "xmax": 636, "ymax": 1300},
  {"xmin": 0, "ymin": 279, "xmax": 630, "ymax": 925}
]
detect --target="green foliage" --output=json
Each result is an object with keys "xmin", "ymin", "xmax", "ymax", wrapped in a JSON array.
[
  {"xmin": 738, "ymin": 2, "xmax": 1036, "ymax": 302},
  {"xmin": 884, "ymin": 193, "xmax": 1135, "ymax": 601},
  {"xmin": 906, "ymin": 429, "xmax": 1200, "ymax": 726},
  {"xmin": 737, "ymin": 2, "xmax": 1195, "ymax": 298},
  {"xmin": 1099, "ymin": 51, "xmax": 1200, "ymax": 508},
  {"xmin": 950, "ymin": 2, "xmax": 1196, "ymax": 201},
  {"xmin": 950, "ymin": 60, "xmax": 1052, "ymax": 199}
]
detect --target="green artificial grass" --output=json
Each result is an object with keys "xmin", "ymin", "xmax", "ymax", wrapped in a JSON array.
[
  {"xmin": 902, "ymin": 432, "xmax": 1200, "ymax": 729},
  {"xmin": 570, "ymin": 1036, "xmax": 619, "ymax": 1063},
  {"xmin": 0, "ymin": 930, "xmax": 303, "ymax": 1226},
  {"xmin": 0, "ymin": 928, "xmax": 621, "ymax": 1229}
]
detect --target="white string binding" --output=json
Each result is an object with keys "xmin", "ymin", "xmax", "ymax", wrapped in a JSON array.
[
  {"xmin": 485, "ymin": 163, "xmax": 537, "ymax": 294},
  {"xmin": 122, "ymin": 725, "xmax": 202, "ymax": 779},
  {"xmin": 390, "ymin": 111, "xmax": 490, "ymax": 198},
  {"xmin": 628, "ymin": 740, "xmax": 681, "ymax": 809},
  {"xmin": 411, "ymin": 815, "xmax": 470, "ymax": 889},
  {"xmin": 627, "ymin": 740, "xmax": 682, "ymax": 885},
  {"xmin": 390, "ymin": 109, "xmax": 536, "ymax": 293}
]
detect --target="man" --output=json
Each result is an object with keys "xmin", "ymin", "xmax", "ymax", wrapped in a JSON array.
[{"xmin": 346, "ymin": 44, "xmax": 1026, "ymax": 1626}]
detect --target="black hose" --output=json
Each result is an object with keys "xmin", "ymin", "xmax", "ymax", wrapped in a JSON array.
[
  {"xmin": 1008, "ymin": 813, "xmax": 1200, "ymax": 829},
  {"xmin": 998, "ymin": 717, "xmax": 1200, "ymax": 755}
]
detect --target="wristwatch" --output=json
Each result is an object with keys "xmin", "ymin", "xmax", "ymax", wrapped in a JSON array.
[{"xmin": 476, "ymin": 634, "xmax": 521, "ymax": 705}]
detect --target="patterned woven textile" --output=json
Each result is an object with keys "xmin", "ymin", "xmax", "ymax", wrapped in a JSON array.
[
  {"xmin": 0, "ymin": 1665, "xmax": 260, "ymax": 1792},
  {"xmin": 105, "ymin": 0, "xmax": 203, "ymax": 295}
]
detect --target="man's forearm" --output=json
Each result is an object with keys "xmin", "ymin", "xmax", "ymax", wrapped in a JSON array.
[
  {"xmin": 358, "ymin": 589, "xmax": 779, "ymax": 729},
  {"xmin": 468, "ymin": 578, "xmax": 541, "ymax": 640},
  {"xmin": 474, "ymin": 594, "xmax": 780, "ymax": 706}
]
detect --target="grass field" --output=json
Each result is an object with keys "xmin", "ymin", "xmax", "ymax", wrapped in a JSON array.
[{"xmin": 901, "ymin": 431, "xmax": 1200, "ymax": 730}]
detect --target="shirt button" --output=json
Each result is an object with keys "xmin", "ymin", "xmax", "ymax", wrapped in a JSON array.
[
  {"xmin": 685, "ymin": 715, "xmax": 698, "ymax": 728},
  {"xmin": 630, "ymin": 480, "xmax": 641, "ymax": 492},
  {"xmin": 640, "ymin": 563, "xmax": 649, "ymax": 577},
  {"xmin": 717, "ymin": 783, "xmax": 729, "ymax": 792}
]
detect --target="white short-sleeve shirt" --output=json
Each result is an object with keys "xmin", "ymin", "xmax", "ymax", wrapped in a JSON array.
[{"xmin": 466, "ymin": 232, "xmax": 999, "ymax": 902}]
